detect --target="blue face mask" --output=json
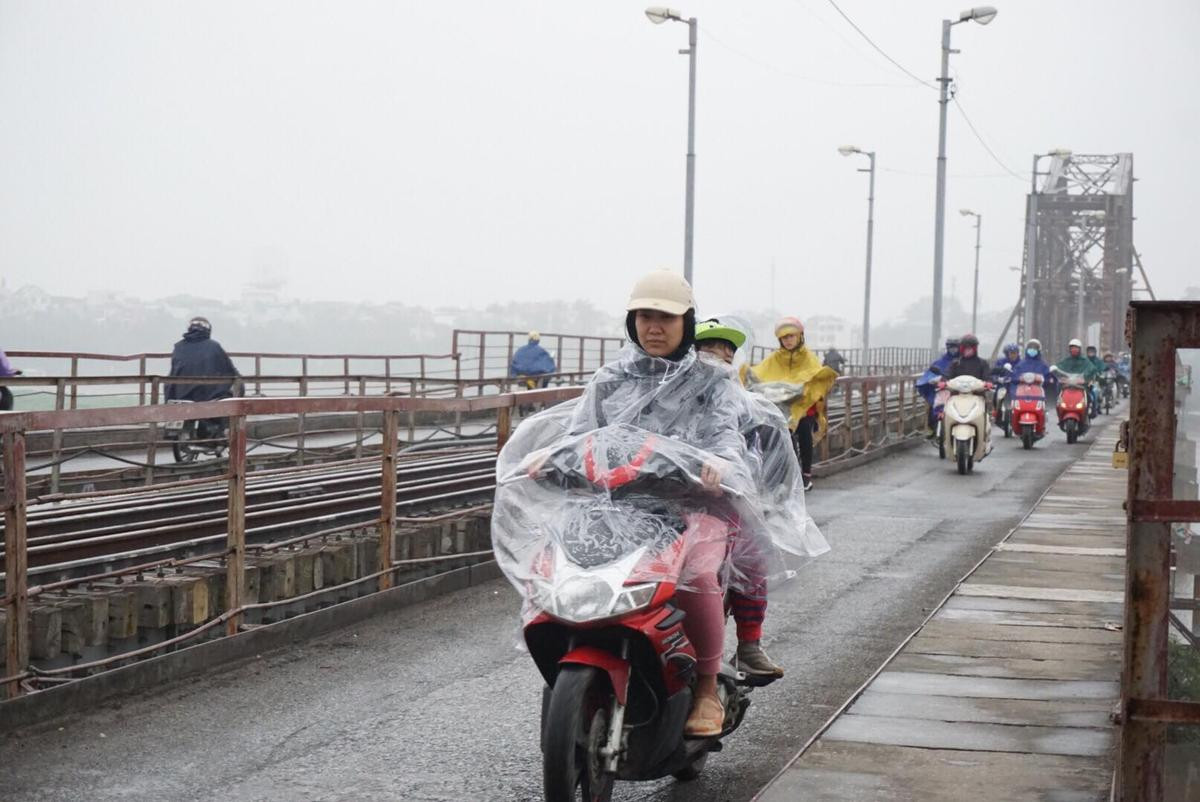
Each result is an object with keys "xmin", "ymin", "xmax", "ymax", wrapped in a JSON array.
[{"xmin": 1026, "ymin": 348, "xmax": 1039, "ymax": 358}]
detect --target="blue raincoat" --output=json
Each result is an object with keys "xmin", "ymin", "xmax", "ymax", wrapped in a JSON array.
[
  {"xmin": 1011, "ymin": 355, "xmax": 1058, "ymax": 397},
  {"xmin": 916, "ymin": 351, "xmax": 957, "ymax": 406},
  {"xmin": 510, "ymin": 341, "xmax": 557, "ymax": 377}
]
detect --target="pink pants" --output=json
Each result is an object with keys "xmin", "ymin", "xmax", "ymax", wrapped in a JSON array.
[{"xmin": 674, "ymin": 513, "xmax": 729, "ymax": 675}]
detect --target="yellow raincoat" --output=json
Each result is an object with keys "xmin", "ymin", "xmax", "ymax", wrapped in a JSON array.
[{"xmin": 745, "ymin": 348, "xmax": 839, "ymax": 441}]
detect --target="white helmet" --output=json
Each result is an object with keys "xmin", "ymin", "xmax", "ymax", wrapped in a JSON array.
[
  {"xmin": 1068, "ymin": 338, "xmax": 1083, "ymax": 349},
  {"xmin": 626, "ymin": 270, "xmax": 695, "ymax": 315}
]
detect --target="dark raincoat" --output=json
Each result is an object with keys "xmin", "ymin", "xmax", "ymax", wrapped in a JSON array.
[{"xmin": 165, "ymin": 330, "xmax": 239, "ymax": 402}]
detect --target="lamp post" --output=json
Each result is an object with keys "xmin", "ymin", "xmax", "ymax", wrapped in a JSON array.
[
  {"xmin": 839, "ymin": 146, "xmax": 876, "ymax": 352},
  {"xmin": 930, "ymin": 5, "xmax": 998, "ymax": 353},
  {"xmin": 959, "ymin": 209, "xmax": 982, "ymax": 332},
  {"xmin": 646, "ymin": 7, "xmax": 698, "ymax": 286}
]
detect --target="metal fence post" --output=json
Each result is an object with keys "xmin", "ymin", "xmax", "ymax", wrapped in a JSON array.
[
  {"xmin": 355, "ymin": 378, "xmax": 366, "ymax": 459},
  {"xmin": 138, "ymin": 356, "xmax": 147, "ymax": 406},
  {"xmin": 2, "ymin": 431, "xmax": 29, "ymax": 699},
  {"xmin": 408, "ymin": 379, "xmax": 417, "ymax": 442},
  {"xmin": 225, "ymin": 415, "xmax": 247, "ymax": 636},
  {"xmin": 297, "ymin": 378, "xmax": 308, "ymax": 466},
  {"xmin": 497, "ymin": 404, "xmax": 512, "ymax": 452},
  {"xmin": 49, "ymin": 378, "xmax": 66, "ymax": 495},
  {"xmin": 379, "ymin": 409, "xmax": 399, "ymax": 591},
  {"xmin": 343, "ymin": 358, "xmax": 351, "ymax": 395},
  {"xmin": 142, "ymin": 378, "xmax": 162, "ymax": 486},
  {"xmin": 69, "ymin": 356, "xmax": 79, "ymax": 410},
  {"xmin": 1118, "ymin": 306, "xmax": 1175, "ymax": 800},
  {"xmin": 255, "ymin": 355, "xmax": 263, "ymax": 396}
]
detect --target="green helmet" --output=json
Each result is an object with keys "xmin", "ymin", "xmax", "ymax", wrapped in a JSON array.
[{"xmin": 695, "ymin": 318, "xmax": 748, "ymax": 350}]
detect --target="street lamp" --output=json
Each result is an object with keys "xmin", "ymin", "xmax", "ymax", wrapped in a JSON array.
[
  {"xmin": 929, "ymin": 5, "xmax": 999, "ymax": 353},
  {"xmin": 645, "ymin": 7, "xmax": 699, "ymax": 287},
  {"xmin": 959, "ymin": 209, "xmax": 982, "ymax": 332},
  {"xmin": 839, "ymin": 145, "xmax": 876, "ymax": 353}
]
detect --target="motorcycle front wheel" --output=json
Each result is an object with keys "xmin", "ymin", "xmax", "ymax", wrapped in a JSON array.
[
  {"xmin": 543, "ymin": 666, "xmax": 616, "ymax": 802},
  {"xmin": 936, "ymin": 421, "xmax": 945, "ymax": 459},
  {"xmin": 1022, "ymin": 425, "xmax": 1035, "ymax": 451},
  {"xmin": 1066, "ymin": 420, "xmax": 1078, "ymax": 445},
  {"xmin": 956, "ymin": 440, "xmax": 970, "ymax": 475}
]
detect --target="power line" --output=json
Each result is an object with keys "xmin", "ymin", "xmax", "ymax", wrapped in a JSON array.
[
  {"xmin": 824, "ymin": 0, "xmax": 937, "ymax": 90},
  {"xmin": 951, "ymin": 96, "xmax": 1027, "ymax": 182},
  {"xmin": 698, "ymin": 26, "xmax": 922, "ymax": 89}
]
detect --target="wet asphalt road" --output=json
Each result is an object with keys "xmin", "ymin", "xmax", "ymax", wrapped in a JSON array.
[{"xmin": 0, "ymin": 427, "xmax": 1093, "ymax": 802}]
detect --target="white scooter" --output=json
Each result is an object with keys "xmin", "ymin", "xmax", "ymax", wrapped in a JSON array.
[{"xmin": 941, "ymin": 375, "xmax": 992, "ymax": 475}]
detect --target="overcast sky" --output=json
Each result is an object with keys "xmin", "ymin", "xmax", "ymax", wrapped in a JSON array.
[{"xmin": 1, "ymin": 1, "xmax": 1196, "ymax": 326}]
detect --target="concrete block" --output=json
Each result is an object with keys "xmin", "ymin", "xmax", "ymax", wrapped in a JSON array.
[
  {"xmin": 257, "ymin": 554, "xmax": 295, "ymax": 601},
  {"xmin": 358, "ymin": 536, "xmax": 379, "ymax": 576},
  {"xmin": 293, "ymin": 549, "xmax": 321, "ymax": 595},
  {"xmin": 47, "ymin": 599, "xmax": 87, "ymax": 657},
  {"xmin": 161, "ymin": 575, "xmax": 209, "ymax": 627},
  {"xmin": 59, "ymin": 591, "xmax": 109, "ymax": 646},
  {"xmin": 134, "ymin": 581, "xmax": 173, "ymax": 630},
  {"xmin": 30, "ymin": 606, "xmax": 63, "ymax": 660},
  {"xmin": 242, "ymin": 564, "xmax": 261, "ymax": 605},
  {"xmin": 92, "ymin": 585, "xmax": 138, "ymax": 640},
  {"xmin": 319, "ymin": 542, "xmax": 354, "ymax": 587},
  {"xmin": 181, "ymin": 569, "xmax": 225, "ymax": 618}
]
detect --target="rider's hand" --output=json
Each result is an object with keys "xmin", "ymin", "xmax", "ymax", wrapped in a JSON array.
[
  {"xmin": 521, "ymin": 449, "xmax": 550, "ymax": 478},
  {"xmin": 700, "ymin": 461, "xmax": 724, "ymax": 496}
]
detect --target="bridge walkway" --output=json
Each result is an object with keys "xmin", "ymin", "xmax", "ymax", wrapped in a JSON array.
[{"xmin": 755, "ymin": 422, "xmax": 1124, "ymax": 801}]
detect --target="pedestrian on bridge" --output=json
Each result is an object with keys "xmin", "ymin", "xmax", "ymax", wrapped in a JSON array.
[
  {"xmin": 0, "ymin": 346, "xmax": 22, "ymax": 411},
  {"xmin": 746, "ymin": 318, "xmax": 838, "ymax": 491}
]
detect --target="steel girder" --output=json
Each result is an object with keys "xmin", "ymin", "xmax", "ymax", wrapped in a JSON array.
[{"xmin": 1017, "ymin": 153, "xmax": 1134, "ymax": 358}]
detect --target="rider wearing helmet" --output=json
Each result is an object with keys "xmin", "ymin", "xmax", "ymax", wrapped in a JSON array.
[
  {"xmin": 746, "ymin": 318, "xmax": 838, "ymax": 492},
  {"xmin": 1056, "ymin": 338, "xmax": 1102, "ymax": 380},
  {"xmin": 916, "ymin": 337, "xmax": 961, "ymax": 432},
  {"xmin": 1011, "ymin": 338, "xmax": 1058, "ymax": 399},
  {"xmin": 994, "ymin": 342, "xmax": 1021, "ymax": 375},
  {"xmin": 695, "ymin": 317, "xmax": 791, "ymax": 680},
  {"xmin": 165, "ymin": 317, "xmax": 239, "ymax": 402},
  {"xmin": 946, "ymin": 334, "xmax": 991, "ymax": 381},
  {"xmin": 1085, "ymin": 345, "xmax": 1107, "ymax": 376},
  {"xmin": 1056, "ymin": 338, "xmax": 1103, "ymax": 414}
]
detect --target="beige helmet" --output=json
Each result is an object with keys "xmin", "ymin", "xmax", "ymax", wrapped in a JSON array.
[
  {"xmin": 527, "ymin": 331, "xmax": 541, "ymax": 341},
  {"xmin": 626, "ymin": 270, "xmax": 695, "ymax": 315}
]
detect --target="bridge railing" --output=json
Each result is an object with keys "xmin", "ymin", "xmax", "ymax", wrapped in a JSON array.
[
  {"xmin": 0, "ymin": 372, "xmax": 923, "ymax": 700},
  {"xmin": 1119, "ymin": 300, "xmax": 1200, "ymax": 800}
]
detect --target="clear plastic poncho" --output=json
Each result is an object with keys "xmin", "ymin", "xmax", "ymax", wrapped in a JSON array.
[{"xmin": 492, "ymin": 345, "xmax": 829, "ymax": 622}]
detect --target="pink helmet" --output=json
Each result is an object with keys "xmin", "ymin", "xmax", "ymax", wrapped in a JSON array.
[{"xmin": 774, "ymin": 317, "xmax": 804, "ymax": 338}]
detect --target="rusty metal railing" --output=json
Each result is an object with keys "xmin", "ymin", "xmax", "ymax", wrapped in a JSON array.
[
  {"xmin": 0, "ymin": 373, "xmax": 921, "ymax": 700},
  {"xmin": 1118, "ymin": 301, "xmax": 1200, "ymax": 799}
]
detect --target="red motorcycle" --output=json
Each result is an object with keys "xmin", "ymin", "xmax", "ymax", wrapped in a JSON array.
[
  {"xmin": 1055, "ymin": 372, "xmax": 1091, "ymax": 444},
  {"xmin": 508, "ymin": 425, "xmax": 759, "ymax": 801},
  {"xmin": 1012, "ymin": 372, "xmax": 1047, "ymax": 450}
]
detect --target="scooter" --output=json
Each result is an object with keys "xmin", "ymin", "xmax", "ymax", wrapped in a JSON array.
[
  {"xmin": 992, "ymin": 367, "xmax": 1014, "ymax": 438},
  {"xmin": 941, "ymin": 375, "xmax": 991, "ymax": 475},
  {"xmin": 164, "ymin": 399, "xmax": 230, "ymax": 463},
  {"xmin": 510, "ymin": 425, "xmax": 760, "ymax": 801},
  {"xmin": 1099, "ymin": 369, "xmax": 1117, "ymax": 415},
  {"xmin": 1011, "ymin": 372, "xmax": 1047, "ymax": 450},
  {"xmin": 1053, "ymin": 371, "xmax": 1091, "ymax": 444},
  {"xmin": 916, "ymin": 369, "xmax": 950, "ymax": 459}
]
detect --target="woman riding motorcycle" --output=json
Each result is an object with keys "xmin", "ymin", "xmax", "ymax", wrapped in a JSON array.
[
  {"xmin": 492, "ymin": 271, "xmax": 827, "ymax": 739},
  {"xmin": 746, "ymin": 318, "xmax": 838, "ymax": 491}
]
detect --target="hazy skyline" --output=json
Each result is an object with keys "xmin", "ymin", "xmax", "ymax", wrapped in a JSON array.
[{"xmin": 1, "ymin": 1, "xmax": 1196, "ymax": 329}]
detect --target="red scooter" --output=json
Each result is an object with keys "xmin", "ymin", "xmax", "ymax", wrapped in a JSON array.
[
  {"xmin": 510, "ymin": 425, "xmax": 759, "ymax": 801},
  {"xmin": 1012, "ymin": 372, "xmax": 1047, "ymax": 450},
  {"xmin": 1055, "ymin": 372, "xmax": 1091, "ymax": 444}
]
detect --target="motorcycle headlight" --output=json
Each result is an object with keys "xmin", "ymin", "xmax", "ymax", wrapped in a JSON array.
[
  {"xmin": 611, "ymin": 582, "xmax": 658, "ymax": 616},
  {"xmin": 552, "ymin": 574, "xmax": 615, "ymax": 623},
  {"xmin": 1075, "ymin": 402, "xmax": 1085, "ymax": 410}
]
